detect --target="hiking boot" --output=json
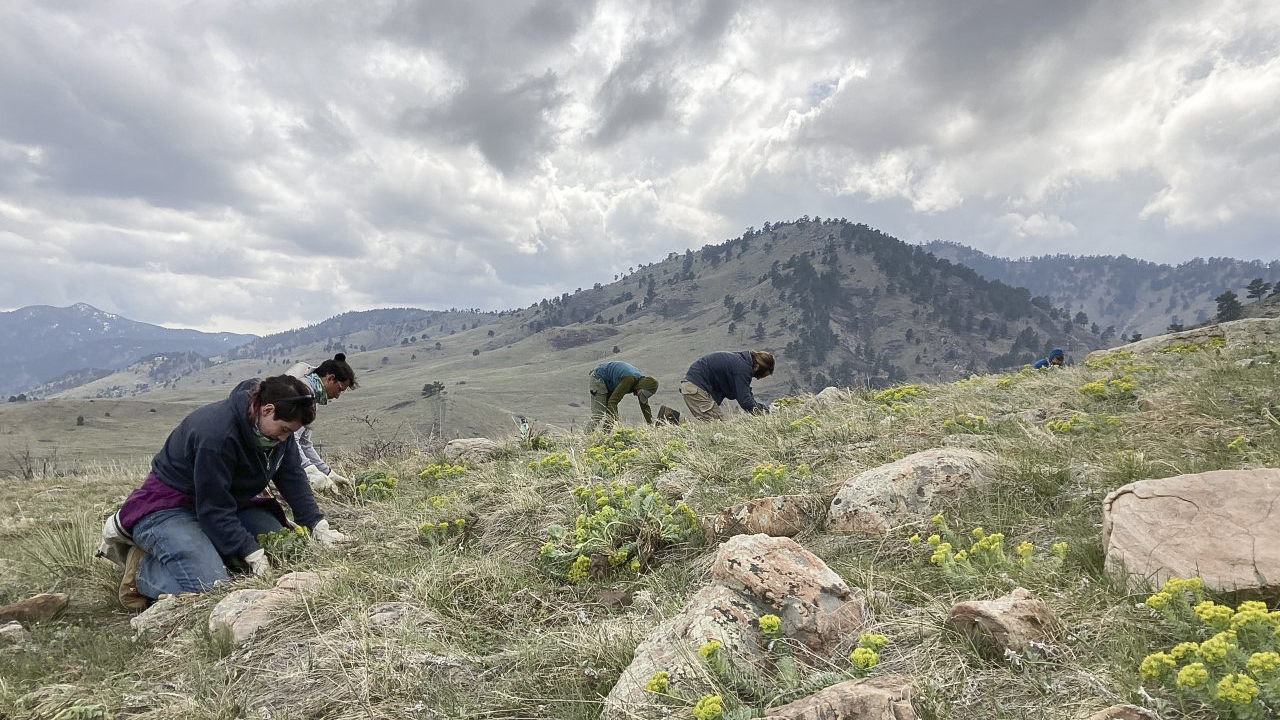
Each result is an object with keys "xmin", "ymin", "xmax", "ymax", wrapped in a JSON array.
[{"xmin": 118, "ymin": 545, "xmax": 150, "ymax": 612}]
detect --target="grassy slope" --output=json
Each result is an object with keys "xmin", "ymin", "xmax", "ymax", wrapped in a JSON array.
[{"xmin": 2, "ymin": 338, "xmax": 1278, "ymax": 719}]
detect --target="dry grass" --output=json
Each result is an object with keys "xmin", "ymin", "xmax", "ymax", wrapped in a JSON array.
[{"xmin": 1, "ymin": 341, "xmax": 1277, "ymax": 718}]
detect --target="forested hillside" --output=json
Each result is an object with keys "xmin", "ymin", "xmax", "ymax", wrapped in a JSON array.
[{"xmin": 923, "ymin": 242, "xmax": 1280, "ymax": 339}]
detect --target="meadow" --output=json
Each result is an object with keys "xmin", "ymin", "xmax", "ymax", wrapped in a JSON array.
[{"xmin": 1, "ymin": 336, "xmax": 1278, "ymax": 719}]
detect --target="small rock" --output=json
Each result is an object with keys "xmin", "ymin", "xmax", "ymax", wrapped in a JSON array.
[
  {"xmin": 0, "ymin": 620, "xmax": 32, "ymax": 646},
  {"xmin": 702, "ymin": 495, "xmax": 822, "ymax": 539},
  {"xmin": 444, "ymin": 438, "xmax": 499, "ymax": 464},
  {"xmin": 209, "ymin": 588, "xmax": 298, "ymax": 646},
  {"xmin": 130, "ymin": 595, "xmax": 188, "ymax": 636},
  {"xmin": 367, "ymin": 602, "xmax": 440, "ymax": 629},
  {"xmin": 595, "ymin": 589, "xmax": 633, "ymax": 608},
  {"xmin": 763, "ymin": 675, "xmax": 917, "ymax": 720},
  {"xmin": 946, "ymin": 587, "xmax": 1062, "ymax": 657}
]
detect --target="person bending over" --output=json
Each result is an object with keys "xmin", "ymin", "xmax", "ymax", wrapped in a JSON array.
[
  {"xmin": 679, "ymin": 350, "xmax": 774, "ymax": 421},
  {"xmin": 587, "ymin": 360, "xmax": 659, "ymax": 432},
  {"xmin": 99, "ymin": 375, "xmax": 347, "ymax": 609},
  {"xmin": 285, "ymin": 353, "xmax": 358, "ymax": 492},
  {"xmin": 1033, "ymin": 348, "xmax": 1066, "ymax": 369}
]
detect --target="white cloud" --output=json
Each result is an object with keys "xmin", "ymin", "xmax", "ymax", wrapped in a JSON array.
[
  {"xmin": 0, "ymin": 0, "xmax": 1277, "ymax": 332},
  {"xmin": 995, "ymin": 212, "xmax": 1079, "ymax": 239}
]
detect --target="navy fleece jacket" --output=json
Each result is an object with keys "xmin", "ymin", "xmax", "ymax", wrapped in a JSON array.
[
  {"xmin": 683, "ymin": 350, "xmax": 764, "ymax": 413},
  {"xmin": 150, "ymin": 379, "xmax": 323, "ymax": 559}
]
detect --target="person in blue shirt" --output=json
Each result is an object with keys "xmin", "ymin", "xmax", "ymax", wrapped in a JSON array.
[
  {"xmin": 588, "ymin": 361, "xmax": 659, "ymax": 431},
  {"xmin": 680, "ymin": 350, "xmax": 774, "ymax": 421},
  {"xmin": 1033, "ymin": 348, "xmax": 1066, "ymax": 369}
]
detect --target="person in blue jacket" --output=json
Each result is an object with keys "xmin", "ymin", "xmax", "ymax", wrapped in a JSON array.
[
  {"xmin": 588, "ymin": 360, "xmax": 659, "ymax": 432},
  {"xmin": 680, "ymin": 349, "xmax": 775, "ymax": 421},
  {"xmin": 1033, "ymin": 348, "xmax": 1066, "ymax": 369},
  {"xmin": 101, "ymin": 375, "xmax": 348, "ymax": 610}
]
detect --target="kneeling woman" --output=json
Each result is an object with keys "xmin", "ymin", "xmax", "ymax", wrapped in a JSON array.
[{"xmin": 114, "ymin": 375, "xmax": 345, "ymax": 602}]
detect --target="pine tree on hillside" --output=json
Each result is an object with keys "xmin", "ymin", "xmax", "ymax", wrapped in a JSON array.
[{"xmin": 1215, "ymin": 291, "xmax": 1244, "ymax": 322}]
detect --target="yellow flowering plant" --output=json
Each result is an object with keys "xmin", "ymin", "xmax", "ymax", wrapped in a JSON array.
[
  {"xmin": 535, "ymin": 480, "xmax": 700, "ymax": 583},
  {"xmin": 920, "ymin": 515, "xmax": 1066, "ymax": 586},
  {"xmin": 527, "ymin": 451, "xmax": 572, "ymax": 476},
  {"xmin": 942, "ymin": 413, "xmax": 987, "ymax": 434},
  {"xmin": 1140, "ymin": 576, "xmax": 1280, "ymax": 718},
  {"xmin": 749, "ymin": 463, "xmax": 810, "ymax": 494},
  {"xmin": 416, "ymin": 517, "xmax": 470, "ymax": 547},
  {"xmin": 354, "ymin": 468, "xmax": 397, "ymax": 501},
  {"xmin": 256, "ymin": 525, "xmax": 310, "ymax": 566},
  {"xmin": 418, "ymin": 461, "xmax": 467, "ymax": 485},
  {"xmin": 583, "ymin": 427, "xmax": 645, "ymax": 476}
]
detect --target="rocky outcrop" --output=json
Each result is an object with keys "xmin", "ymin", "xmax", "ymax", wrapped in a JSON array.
[
  {"xmin": 946, "ymin": 587, "xmax": 1062, "ymax": 658},
  {"xmin": 827, "ymin": 449, "xmax": 995, "ymax": 535},
  {"xmin": 603, "ymin": 534, "xmax": 870, "ymax": 720},
  {"xmin": 1087, "ymin": 317, "xmax": 1280, "ymax": 360},
  {"xmin": 702, "ymin": 495, "xmax": 823, "ymax": 539},
  {"xmin": 0, "ymin": 592, "xmax": 68, "ymax": 625},
  {"xmin": 761, "ymin": 676, "xmax": 916, "ymax": 720},
  {"xmin": 1102, "ymin": 469, "xmax": 1280, "ymax": 591},
  {"xmin": 208, "ymin": 572, "xmax": 325, "ymax": 646},
  {"xmin": 444, "ymin": 438, "xmax": 500, "ymax": 464}
]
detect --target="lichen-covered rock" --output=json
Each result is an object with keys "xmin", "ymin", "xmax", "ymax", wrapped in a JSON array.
[
  {"xmin": 762, "ymin": 675, "xmax": 917, "ymax": 719},
  {"xmin": 702, "ymin": 495, "xmax": 823, "ymax": 539},
  {"xmin": 444, "ymin": 438, "xmax": 499, "ymax": 464},
  {"xmin": 827, "ymin": 449, "xmax": 995, "ymax": 535},
  {"xmin": 603, "ymin": 535, "xmax": 868, "ymax": 720},
  {"xmin": 712, "ymin": 534, "xmax": 866, "ymax": 655},
  {"xmin": 946, "ymin": 587, "xmax": 1062, "ymax": 657}
]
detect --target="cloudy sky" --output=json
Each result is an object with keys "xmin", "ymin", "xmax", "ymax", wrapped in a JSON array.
[{"xmin": 2, "ymin": 1, "xmax": 1278, "ymax": 335}]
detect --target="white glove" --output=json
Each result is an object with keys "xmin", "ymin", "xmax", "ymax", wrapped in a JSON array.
[
  {"xmin": 305, "ymin": 465, "xmax": 336, "ymax": 492},
  {"xmin": 327, "ymin": 471, "xmax": 353, "ymax": 490},
  {"xmin": 312, "ymin": 518, "xmax": 350, "ymax": 548},
  {"xmin": 244, "ymin": 548, "xmax": 271, "ymax": 577}
]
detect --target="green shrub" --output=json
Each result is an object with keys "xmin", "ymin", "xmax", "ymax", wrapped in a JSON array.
[
  {"xmin": 536, "ymin": 480, "xmax": 700, "ymax": 583},
  {"xmin": 257, "ymin": 525, "xmax": 310, "ymax": 566},
  {"xmin": 355, "ymin": 469, "xmax": 397, "ymax": 500}
]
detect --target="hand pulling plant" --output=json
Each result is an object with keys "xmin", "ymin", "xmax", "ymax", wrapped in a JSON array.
[{"xmin": 257, "ymin": 525, "xmax": 310, "ymax": 566}]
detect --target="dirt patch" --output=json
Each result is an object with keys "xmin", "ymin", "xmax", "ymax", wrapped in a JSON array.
[{"xmin": 545, "ymin": 326, "xmax": 619, "ymax": 350}]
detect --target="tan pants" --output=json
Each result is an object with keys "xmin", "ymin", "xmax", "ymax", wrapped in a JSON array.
[{"xmin": 680, "ymin": 380, "xmax": 721, "ymax": 421}]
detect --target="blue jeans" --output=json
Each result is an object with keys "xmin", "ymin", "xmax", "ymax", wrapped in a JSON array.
[{"xmin": 132, "ymin": 506, "xmax": 283, "ymax": 598}]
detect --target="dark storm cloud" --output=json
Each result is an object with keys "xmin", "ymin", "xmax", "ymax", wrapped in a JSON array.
[
  {"xmin": 0, "ymin": 0, "xmax": 1276, "ymax": 334},
  {"xmin": 592, "ymin": 44, "xmax": 677, "ymax": 146},
  {"xmin": 377, "ymin": 0, "xmax": 597, "ymax": 68},
  {"xmin": 0, "ymin": 15, "xmax": 243, "ymax": 208},
  {"xmin": 399, "ymin": 71, "xmax": 567, "ymax": 174},
  {"xmin": 590, "ymin": 0, "xmax": 741, "ymax": 146}
]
